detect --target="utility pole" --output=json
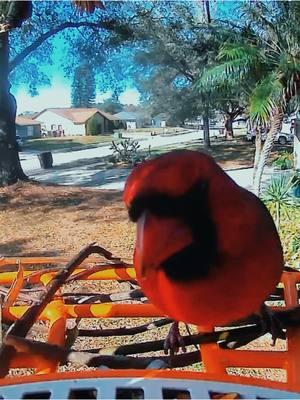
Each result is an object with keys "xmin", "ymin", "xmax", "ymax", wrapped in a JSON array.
[{"xmin": 204, "ymin": 0, "xmax": 211, "ymax": 24}]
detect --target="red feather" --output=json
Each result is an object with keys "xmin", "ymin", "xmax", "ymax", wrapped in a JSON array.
[{"xmin": 124, "ymin": 150, "xmax": 283, "ymax": 330}]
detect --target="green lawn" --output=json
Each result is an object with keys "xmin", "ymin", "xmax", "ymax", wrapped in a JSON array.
[{"xmin": 23, "ymin": 135, "xmax": 116, "ymax": 152}]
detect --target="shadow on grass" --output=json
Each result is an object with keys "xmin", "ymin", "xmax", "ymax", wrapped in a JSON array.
[
  {"xmin": 146, "ymin": 138, "xmax": 293, "ymax": 169},
  {"xmin": 28, "ymin": 158, "xmax": 132, "ymax": 189},
  {"xmin": 146, "ymin": 137, "xmax": 255, "ymax": 168},
  {"xmin": 0, "ymin": 238, "xmax": 29, "ymax": 255},
  {"xmin": 0, "ymin": 182, "xmax": 123, "ymax": 213},
  {"xmin": 0, "ymin": 238, "xmax": 64, "ymax": 258}
]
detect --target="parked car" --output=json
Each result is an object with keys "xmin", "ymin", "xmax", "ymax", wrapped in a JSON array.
[
  {"xmin": 16, "ymin": 135, "xmax": 23, "ymax": 151},
  {"xmin": 246, "ymin": 129, "xmax": 293, "ymax": 145}
]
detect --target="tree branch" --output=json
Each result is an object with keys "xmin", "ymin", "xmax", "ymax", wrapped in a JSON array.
[
  {"xmin": 5, "ymin": 335, "xmax": 199, "ymax": 369},
  {"xmin": 87, "ymin": 324, "xmax": 269, "ymax": 356},
  {"xmin": 63, "ymin": 288, "xmax": 145, "ymax": 305},
  {"xmin": 9, "ymin": 20, "xmax": 118, "ymax": 71},
  {"xmin": 77, "ymin": 318, "xmax": 173, "ymax": 337}
]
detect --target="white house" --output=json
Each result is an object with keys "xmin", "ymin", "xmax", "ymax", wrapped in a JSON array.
[
  {"xmin": 32, "ymin": 108, "xmax": 119, "ymax": 136},
  {"xmin": 152, "ymin": 113, "xmax": 168, "ymax": 128},
  {"xmin": 113, "ymin": 111, "xmax": 149, "ymax": 130}
]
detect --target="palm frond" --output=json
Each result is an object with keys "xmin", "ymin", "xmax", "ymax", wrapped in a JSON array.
[
  {"xmin": 197, "ymin": 61, "xmax": 248, "ymax": 91},
  {"xmin": 249, "ymin": 73, "xmax": 283, "ymax": 124},
  {"xmin": 263, "ymin": 175, "xmax": 295, "ymax": 204},
  {"xmin": 218, "ymin": 43, "xmax": 260, "ymax": 62},
  {"xmin": 197, "ymin": 43, "xmax": 261, "ymax": 93}
]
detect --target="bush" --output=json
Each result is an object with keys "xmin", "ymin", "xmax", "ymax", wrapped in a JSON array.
[
  {"xmin": 87, "ymin": 117, "xmax": 101, "ymax": 136},
  {"xmin": 110, "ymin": 138, "xmax": 142, "ymax": 165},
  {"xmin": 290, "ymin": 172, "xmax": 300, "ymax": 198},
  {"xmin": 279, "ymin": 216, "xmax": 300, "ymax": 269},
  {"xmin": 263, "ymin": 174, "xmax": 297, "ymax": 229},
  {"xmin": 272, "ymin": 151, "xmax": 293, "ymax": 170},
  {"xmin": 263, "ymin": 176, "xmax": 300, "ymax": 268}
]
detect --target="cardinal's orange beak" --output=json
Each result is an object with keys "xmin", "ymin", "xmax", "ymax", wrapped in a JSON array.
[{"xmin": 135, "ymin": 211, "xmax": 194, "ymax": 280}]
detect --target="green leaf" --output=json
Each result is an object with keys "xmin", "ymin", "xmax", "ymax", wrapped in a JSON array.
[{"xmin": 249, "ymin": 73, "xmax": 283, "ymax": 124}]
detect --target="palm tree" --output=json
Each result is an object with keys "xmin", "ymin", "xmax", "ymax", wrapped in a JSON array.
[
  {"xmin": 0, "ymin": 0, "xmax": 103, "ymax": 187},
  {"xmin": 198, "ymin": 1, "xmax": 300, "ymax": 196}
]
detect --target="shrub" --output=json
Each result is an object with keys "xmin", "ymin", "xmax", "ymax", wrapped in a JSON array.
[
  {"xmin": 110, "ymin": 138, "xmax": 142, "ymax": 165},
  {"xmin": 279, "ymin": 216, "xmax": 300, "ymax": 269},
  {"xmin": 272, "ymin": 151, "xmax": 293, "ymax": 170},
  {"xmin": 263, "ymin": 174, "xmax": 298, "ymax": 229},
  {"xmin": 263, "ymin": 175, "xmax": 300, "ymax": 268},
  {"xmin": 87, "ymin": 117, "xmax": 101, "ymax": 136}
]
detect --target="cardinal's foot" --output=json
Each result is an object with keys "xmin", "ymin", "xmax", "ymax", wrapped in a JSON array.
[
  {"xmin": 261, "ymin": 304, "xmax": 286, "ymax": 345},
  {"xmin": 164, "ymin": 322, "xmax": 186, "ymax": 358}
]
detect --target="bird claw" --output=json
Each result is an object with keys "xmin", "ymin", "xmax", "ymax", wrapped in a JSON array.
[
  {"xmin": 164, "ymin": 322, "xmax": 186, "ymax": 359},
  {"xmin": 219, "ymin": 307, "xmax": 286, "ymax": 350},
  {"xmin": 261, "ymin": 305, "xmax": 286, "ymax": 345}
]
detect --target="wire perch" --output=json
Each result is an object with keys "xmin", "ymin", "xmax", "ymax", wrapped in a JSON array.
[{"xmin": 0, "ymin": 244, "xmax": 299, "ymax": 389}]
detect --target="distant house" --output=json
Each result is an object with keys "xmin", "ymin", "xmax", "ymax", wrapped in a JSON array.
[
  {"xmin": 152, "ymin": 113, "xmax": 168, "ymax": 128},
  {"xmin": 16, "ymin": 116, "xmax": 41, "ymax": 138},
  {"xmin": 32, "ymin": 108, "xmax": 118, "ymax": 136},
  {"xmin": 113, "ymin": 111, "xmax": 148, "ymax": 130}
]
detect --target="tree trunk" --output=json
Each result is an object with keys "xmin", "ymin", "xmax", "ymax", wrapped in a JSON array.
[
  {"xmin": 0, "ymin": 31, "xmax": 27, "ymax": 187},
  {"xmin": 203, "ymin": 108, "xmax": 210, "ymax": 149},
  {"xmin": 224, "ymin": 114, "xmax": 234, "ymax": 139},
  {"xmin": 294, "ymin": 118, "xmax": 300, "ymax": 170},
  {"xmin": 253, "ymin": 130, "xmax": 262, "ymax": 184},
  {"xmin": 253, "ymin": 109, "xmax": 283, "ymax": 197}
]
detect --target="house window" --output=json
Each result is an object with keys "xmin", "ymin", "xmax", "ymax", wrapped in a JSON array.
[{"xmin": 51, "ymin": 124, "xmax": 56, "ymax": 131}]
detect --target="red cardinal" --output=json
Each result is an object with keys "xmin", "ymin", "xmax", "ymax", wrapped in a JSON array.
[{"xmin": 124, "ymin": 150, "xmax": 283, "ymax": 332}]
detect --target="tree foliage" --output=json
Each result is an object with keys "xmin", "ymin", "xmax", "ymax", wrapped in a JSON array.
[
  {"xmin": 87, "ymin": 115, "xmax": 101, "ymax": 135},
  {"xmin": 198, "ymin": 1, "xmax": 300, "ymax": 194},
  {"xmin": 9, "ymin": 0, "xmax": 135, "ymax": 96},
  {"xmin": 71, "ymin": 64, "xmax": 96, "ymax": 108},
  {"xmin": 96, "ymin": 96, "xmax": 123, "ymax": 114},
  {"xmin": 118, "ymin": 2, "xmax": 245, "ymax": 142}
]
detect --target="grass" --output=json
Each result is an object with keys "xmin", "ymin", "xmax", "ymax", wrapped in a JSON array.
[
  {"xmin": 142, "ymin": 136, "xmax": 292, "ymax": 170},
  {"xmin": 23, "ymin": 135, "xmax": 116, "ymax": 152},
  {"xmin": 23, "ymin": 127, "xmax": 248, "ymax": 153}
]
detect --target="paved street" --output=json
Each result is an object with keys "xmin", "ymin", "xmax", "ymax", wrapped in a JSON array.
[
  {"xmin": 20, "ymin": 130, "xmax": 204, "ymax": 172},
  {"xmin": 20, "ymin": 130, "xmax": 275, "ymax": 192}
]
